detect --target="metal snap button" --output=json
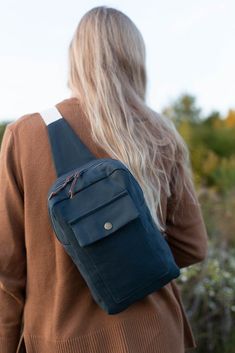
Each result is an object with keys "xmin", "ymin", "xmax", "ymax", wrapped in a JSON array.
[{"xmin": 104, "ymin": 222, "xmax": 113, "ymax": 230}]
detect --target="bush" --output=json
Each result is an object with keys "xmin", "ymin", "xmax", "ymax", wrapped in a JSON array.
[
  {"xmin": 177, "ymin": 188, "xmax": 235, "ymax": 352},
  {"xmin": 178, "ymin": 243, "xmax": 235, "ymax": 352}
]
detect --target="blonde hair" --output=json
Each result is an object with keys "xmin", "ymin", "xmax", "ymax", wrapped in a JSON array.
[{"xmin": 67, "ymin": 6, "xmax": 196, "ymax": 231}]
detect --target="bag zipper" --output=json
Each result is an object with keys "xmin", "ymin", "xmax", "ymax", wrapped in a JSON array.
[{"xmin": 48, "ymin": 160, "xmax": 107, "ymax": 200}]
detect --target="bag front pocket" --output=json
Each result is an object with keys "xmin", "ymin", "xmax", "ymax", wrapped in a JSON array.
[
  {"xmin": 68, "ymin": 189, "xmax": 140, "ymax": 247},
  {"xmin": 67, "ymin": 189, "xmax": 169, "ymax": 303}
]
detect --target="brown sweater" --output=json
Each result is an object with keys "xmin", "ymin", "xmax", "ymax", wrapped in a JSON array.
[{"xmin": 0, "ymin": 97, "xmax": 208, "ymax": 353}]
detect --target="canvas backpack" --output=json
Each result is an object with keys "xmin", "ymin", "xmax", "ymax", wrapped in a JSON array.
[{"xmin": 40, "ymin": 106, "xmax": 180, "ymax": 315}]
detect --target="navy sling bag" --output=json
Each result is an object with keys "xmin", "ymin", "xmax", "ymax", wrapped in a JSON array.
[{"xmin": 40, "ymin": 106, "xmax": 180, "ymax": 315}]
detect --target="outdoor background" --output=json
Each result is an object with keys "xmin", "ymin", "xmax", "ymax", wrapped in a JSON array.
[{"xmin": 0, "ymin": 1, "xmax": 234, "ymax": 352}]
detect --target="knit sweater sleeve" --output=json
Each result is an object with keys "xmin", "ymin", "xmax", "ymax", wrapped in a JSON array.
[
  {"xmin": 165, "ymin": 175, "xmax": 209, "ymax": 269},
  {"xmin": 0, "ymin": 125, "xmax": 26, "ymax": 353}
]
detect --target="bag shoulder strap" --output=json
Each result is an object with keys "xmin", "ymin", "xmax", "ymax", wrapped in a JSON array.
[{"xmin": 40, "ymin": 106, "xmax": 96, "ymax": 177}]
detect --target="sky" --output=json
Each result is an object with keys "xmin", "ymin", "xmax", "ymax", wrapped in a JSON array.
[{"xmin": 0, "ymin": 0, "xmax": 234, "ymax": 122}]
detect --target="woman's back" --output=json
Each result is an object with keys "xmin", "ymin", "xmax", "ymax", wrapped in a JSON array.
[
  {"xmin": 0, "ymin": 96, "xmax": 208, "ymax": 353},
  {"xmin": 0, "ymin": 6, "xmax": 208, "ymax": 353}
]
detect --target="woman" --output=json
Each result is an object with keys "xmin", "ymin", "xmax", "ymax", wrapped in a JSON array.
[{"xmin": 0, "ymin": 6, "xmax": 208, "ymax": 353}]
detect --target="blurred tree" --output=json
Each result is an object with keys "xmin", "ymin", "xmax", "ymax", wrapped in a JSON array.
[
  {"xmin": 163, "ymin": 96, "xmax": 235, "ymax": 193},
  {"xmin": 203, "ymin": 111, "xmax": 222, "ymax": 128},
  {"xmin": 163, "ymin": 93, "xmax": 235, "ymax": 352},
  {"xmin": 162, "ymin": 93, "xmax": 201, "ymax": 126},
  {"xmin": 225, "ymin": 109, "xmax": 235, "ymax": 128},
  {"xmin": 0, "ymin": 122, "xmax": 8, "ymax": 145}
]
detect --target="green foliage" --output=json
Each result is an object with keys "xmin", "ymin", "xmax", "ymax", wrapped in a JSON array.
[
  {"xmin": 0, "ymin": 122, "xmax": 8, "ymax": 145},
  {"xmin": 164, "ymin": 95, "xmax": 235, "ymax": 193},
  {"xmin": 162, "ymin": 93, "xmax": 201, "ymax": 126},
  {"xmin": 163, "ymin": 94, "xmax": 235, "ymax": 352},
  {"xmin": 177, "ymin": 241, "xmax": 235, "ymax": 353},
  {"xmin": 178, "ymin": 189, "xmax": 235, "ymax": 352}
]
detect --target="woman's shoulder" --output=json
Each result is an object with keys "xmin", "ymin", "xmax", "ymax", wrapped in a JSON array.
[{"xmin": 6, "ymin": 96, "xmax": 78, "ymax": 138}]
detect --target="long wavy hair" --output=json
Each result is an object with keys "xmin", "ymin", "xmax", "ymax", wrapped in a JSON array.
[{"xmin": 67, "ymin": 6, "xmax": 197, "ymax": 231}]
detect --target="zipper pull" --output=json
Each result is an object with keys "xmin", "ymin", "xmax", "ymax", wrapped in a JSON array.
[
  {"xmin": 68, "ymin": 171, "xmax": 81, "ymax": 199},
  {"xmin": 48, "ymin": 174, "xmax": 74, "ymax": 200}
]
